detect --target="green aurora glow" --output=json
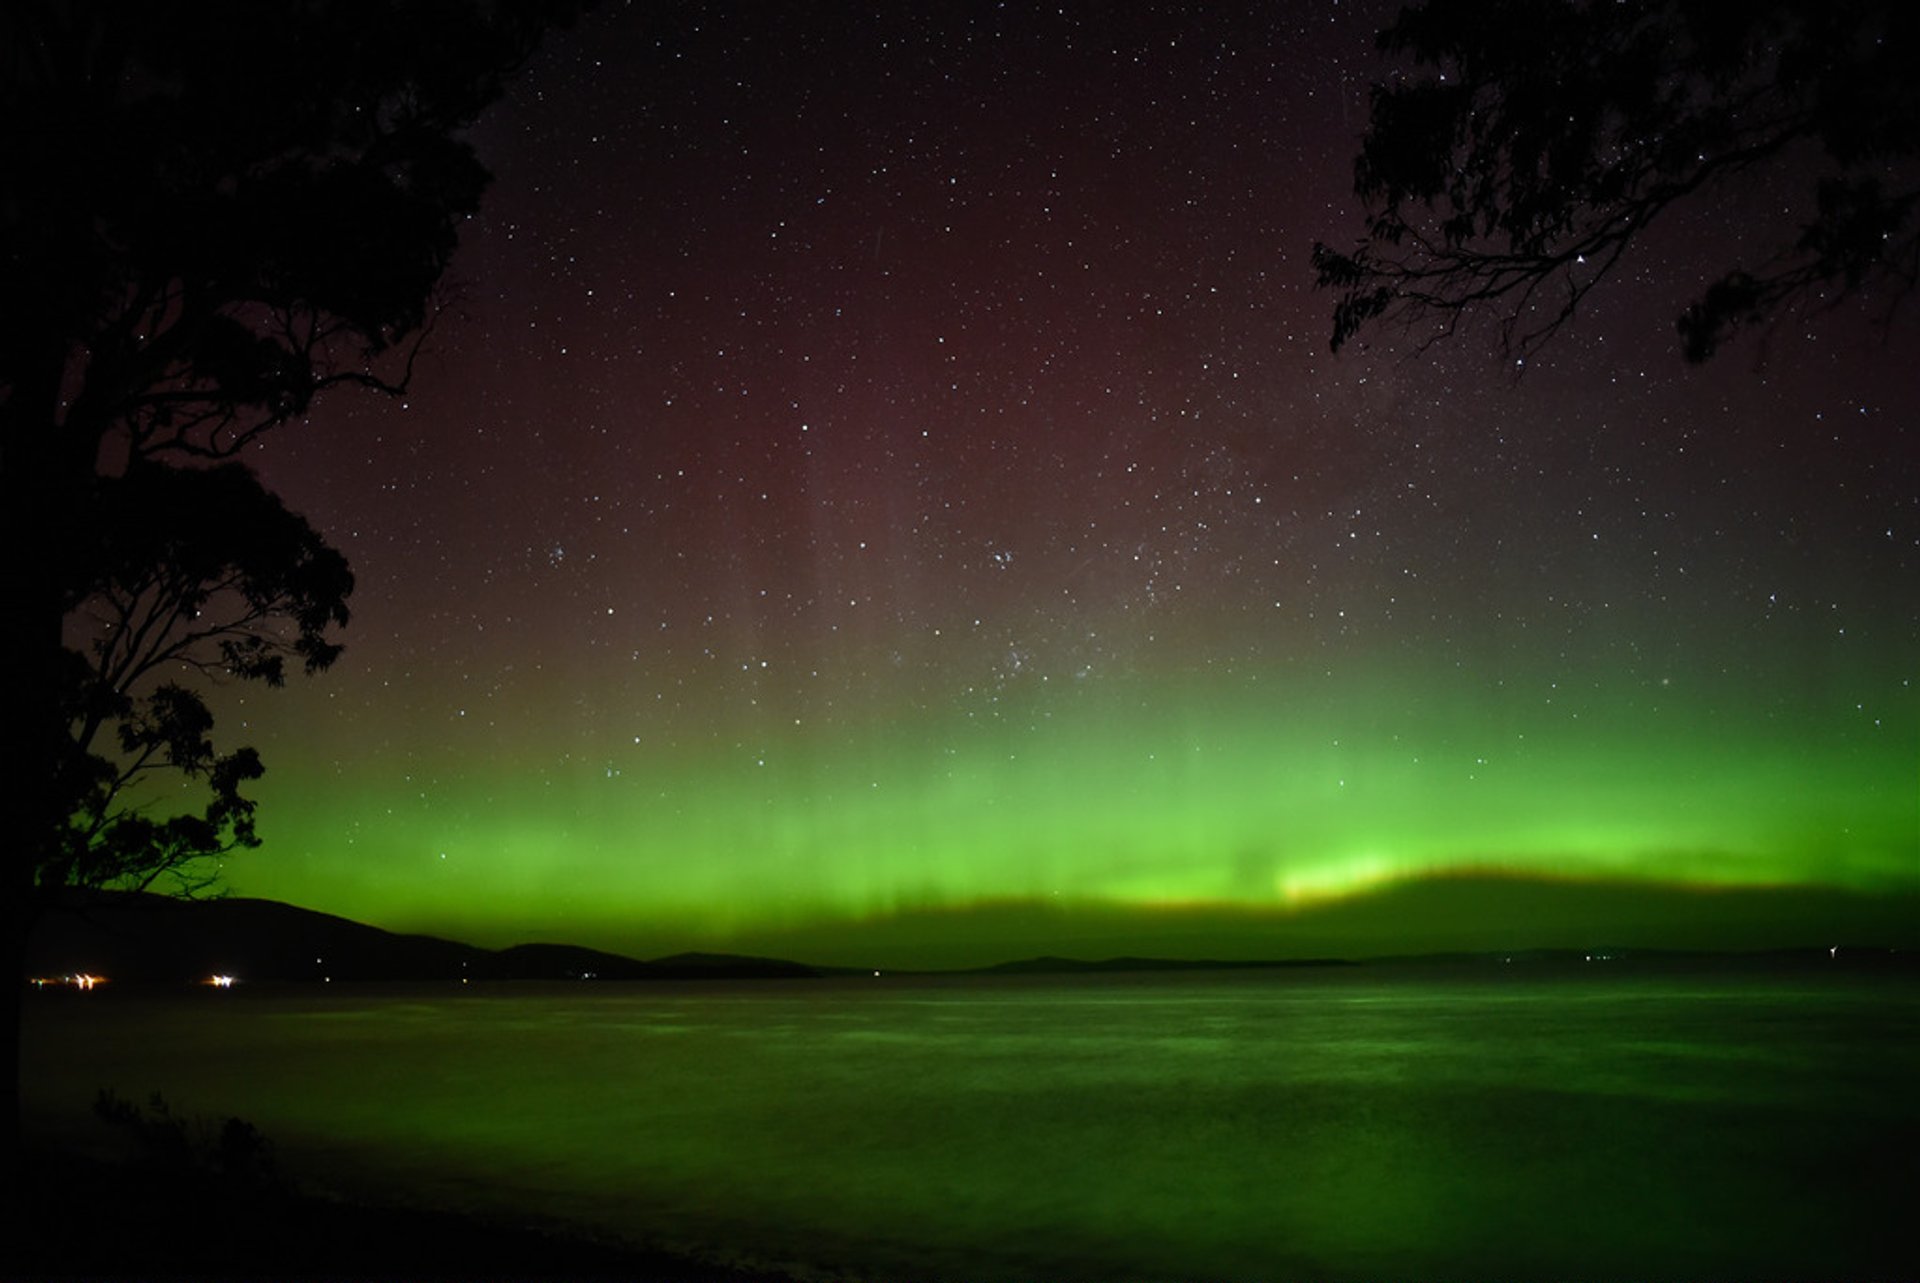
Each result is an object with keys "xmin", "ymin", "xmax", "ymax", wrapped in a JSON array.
[
  {"xmin": 191, "ymin": 4, "xmax": 1917, "ymax": 965},
  {"xmin": 230, "ymin": 653, "xmax": 1917, "ymax": 964}
]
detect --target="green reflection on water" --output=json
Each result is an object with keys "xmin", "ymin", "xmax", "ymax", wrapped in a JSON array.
[{"xmin": 24, "ymin": 967, "xmax": 1919, "ymax": 1281}]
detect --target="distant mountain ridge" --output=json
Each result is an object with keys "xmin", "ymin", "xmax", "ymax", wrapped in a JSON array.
[
  {"xmin": 25, "ymin": 892, "xmax": 819, "ymax": 983},
  {"xmin": 980, "ymin": 954, "xmax": 1355, "ymax": 974},
  {"xmin": 24, "ymin": 889, "xmax": 1916, "ymax": 985}
]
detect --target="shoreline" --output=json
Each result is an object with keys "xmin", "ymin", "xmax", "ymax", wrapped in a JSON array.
[
  {"xmin": 15, "ymin": 1140, "xmax": 786, "ymax": 1283},
  {"xmin": 22, "ymin": 965, "xmax": 1913, "ymax": 1282}
]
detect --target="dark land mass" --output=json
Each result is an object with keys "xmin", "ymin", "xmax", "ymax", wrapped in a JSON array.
[
  {"xmin": 24, "ymin": 891, "xmax": 823, "ymax": 984},
  {"xmin": 975, "ymin": 946, "xmax": 1920, "ymax": 974},
  {"xmin": 727, "ymin": 874, "xmax": 1920, "ymax": 970},
  {"xmin": 979, "ymin": 953, "xmax": 1357, "ymax": 974},
  {"xmin": 493, "ymin": 941, "xmax": 818, "ymax": 981},
  {"xmin": 24, "ymin": 889, "xmax": 1919, "ymax": 987}
]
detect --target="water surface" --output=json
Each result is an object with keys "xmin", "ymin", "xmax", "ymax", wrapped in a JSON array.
[{"xmin": 25, "ymin": 963, "xmax": 1918, "ymax": 1280}]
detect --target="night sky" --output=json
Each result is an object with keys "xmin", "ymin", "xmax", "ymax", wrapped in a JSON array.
[{"xmin": 219, "ymin": 1, "xmax": 1916, "ymax": 967}]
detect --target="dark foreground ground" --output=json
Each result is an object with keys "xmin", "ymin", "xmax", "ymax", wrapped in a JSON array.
[{"xmin": 13, "ymin": 1143, "xmax": 781, "ymax": 1283}]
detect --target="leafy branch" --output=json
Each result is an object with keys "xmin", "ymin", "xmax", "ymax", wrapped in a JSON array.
[{"xmin": 1314, "ymin": 0, "xmax": 1920, "ymax": 362}]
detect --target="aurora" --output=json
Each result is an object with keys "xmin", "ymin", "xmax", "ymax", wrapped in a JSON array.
[{"xmin": 200, "ymin": 1, "xmax": 1913, "ymax": 966}]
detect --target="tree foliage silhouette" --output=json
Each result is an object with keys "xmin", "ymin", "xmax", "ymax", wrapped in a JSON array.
[
  {"xmin": 57, "ymin": 463, "xmax": 353, "ymax": 896},
  {"xmin": 1312, "ymin": 0, "xmax": 1920, "ymax": 361},
  {"xmin": 0, "ymin": 0, "xmax": 586, "ymax": 1185},
  {"xmin": 3, "ymin": 0, "xmax": 580, "ymax": 897}
]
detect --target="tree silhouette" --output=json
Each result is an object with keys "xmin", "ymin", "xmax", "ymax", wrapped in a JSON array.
[
  {"xmin": 55, "ymin": 463, "xmax": 353, "ymax": 896},
  {"xmin": 1, "ymin": 0, "xmax": 585, "ymax": 1197},
  {"xmin": 1312, "ymin": 0, "xmax": 1920, "ymax": 362}
]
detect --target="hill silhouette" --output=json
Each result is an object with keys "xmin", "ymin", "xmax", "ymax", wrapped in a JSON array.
[
  {"xmin": 26, "ymin": 878, "xmax": 1920, "ymax": 986},
  {"xmin": 717, "ymin": 872, "xmax": 1920, "ymax": 971},
  {"xmin": 25, "ymin": 892, "xmax": 821, "ymax": 983}
]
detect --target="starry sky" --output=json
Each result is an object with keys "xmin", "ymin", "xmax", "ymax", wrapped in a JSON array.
[{"xmin": 217, "ymin": 0, "xmax": 1917, "ymax": 967}]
